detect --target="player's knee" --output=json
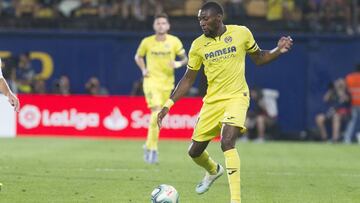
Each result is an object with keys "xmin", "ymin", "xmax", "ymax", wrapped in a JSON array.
[
  {"xmin": 221, "ymin": 136, "xmax": 235, "ymax": 152},
  {"xmin": 188, "ymin": 148, "xmax": 201, "ymax": 158}
]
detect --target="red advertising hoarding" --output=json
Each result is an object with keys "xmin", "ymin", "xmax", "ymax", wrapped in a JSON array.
[{"xmin": 17, "ymin": 95, "xmax": 203, "ymax": 139}]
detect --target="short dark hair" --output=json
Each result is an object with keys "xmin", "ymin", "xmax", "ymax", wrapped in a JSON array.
[
  {"xmin": 201, "ymin": 1, "xmax": 224, "ymax": 15},
  {"xmin": 154, "ymin": 13, "xmax": 169, "ymax": 21}
]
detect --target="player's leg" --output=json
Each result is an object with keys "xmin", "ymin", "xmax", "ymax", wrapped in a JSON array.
[
  {"xmin": 190, "ymin": 102, "xmax": 224, "ymax": 194},
  {"xmin": 189, "ymin": 140, "xmax": 225, "ymax": 194},
  {"xmin": 142, "ymin": 85, "xmax": 151, "ymax": 163},
  {"xmin": 221, "ymin": 124, "xmax": 242, "ymax": 203},
  {"xmin": 221, "ymin": 97, "xmax": 249, "ymax": 203},
  {"xmin": 145, "ymin": 89, "xmax": 172, "ymax": 163},
  {"xmin": 146, "ymin": 106, "xmax": 161, "ymax": 163},
  {"xmin": 143, "ymin": 85, "xmax": 161, "ymax": 163},
  {"xmin": 188, "ymin": 140, "xmax": 217, "ymax": 174},
  {"xmin": 144, "ymin": 108, "xmax": 159, "ymax": 163}
]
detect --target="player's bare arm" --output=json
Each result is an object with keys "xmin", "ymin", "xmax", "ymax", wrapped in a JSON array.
[
  {"xmin": 134, "ymin": 54, "xmax": 149, "ymax": 77},
  {"xmin": 0, "ymin": 77, "xmax": 20, "ymax": 112},
  {"xmin": 249, "ymin": 36, "xmax": 293, "ymax": 66},
  {"xmin": 157, "ymin": 68, "xmax": 198, "ymax": 127},
  {"xmin": 170, "ymin": 68, "xmax": 198, "ymax": 102},
  {"xmin": 170, "ymin": 53, "xmax": 188, "ymax": 69}
]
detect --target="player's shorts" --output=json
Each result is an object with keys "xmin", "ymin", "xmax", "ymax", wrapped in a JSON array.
[
  {"xmin": 143, "ymin": 84, "xmax": 172, "ymax": 109},
  {"xmin": 192, "ymin": 95, "xmax": 249, "ymax": 142}
]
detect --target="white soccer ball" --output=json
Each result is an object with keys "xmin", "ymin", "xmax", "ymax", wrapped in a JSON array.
[{"xmin": 151, "ymin": 184, "xmax": 179, "ymax": 203}]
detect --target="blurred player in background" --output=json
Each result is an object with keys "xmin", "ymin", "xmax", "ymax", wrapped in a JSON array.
[
  {"xmin": 134, "ymin": 13, "xmax": 188, "ymax": 164},
  {"xmin": 157, "ymin": 2, "xmax": 293, "ymax": 203},
  {"xmin": 0, "ymin": 58, "xmax": 20, "ymax": 112}
]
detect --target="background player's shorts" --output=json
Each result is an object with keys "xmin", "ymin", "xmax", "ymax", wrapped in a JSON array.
[
  {"xmin": 143, "ymin": 84, "xmax": 172, "ymax": 109},
  {"xmin": 192, "ymin": 96, "xmax": 249, "ymax": 142}
]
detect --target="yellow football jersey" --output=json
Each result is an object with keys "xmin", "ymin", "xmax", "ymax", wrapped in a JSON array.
[
  {"xmin": 187, "ymin": 25, "xmax": 259, "ymax": 103},
  {"xmin": 136, "ymin": 34, "xmax": 185, "ymax": 90}
]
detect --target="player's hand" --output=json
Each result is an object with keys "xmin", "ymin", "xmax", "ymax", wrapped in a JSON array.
[
  {"xmin": 8, "ymin": 93, "xmax": 20, "ymax": 112},
  {"xmin": 142, "ymin": 69, "xmax": 149, "ymax": 77},
  {"xmin": 170, "ymin": 61, "xmax": 182, "ymax": 69},
  {"xmin": 277, "ymin": 36, "xmax": 293, "ymax": 53},
  {"xmin": 157, "ymin": 107, "xmax": 169, "ymax": 128}
]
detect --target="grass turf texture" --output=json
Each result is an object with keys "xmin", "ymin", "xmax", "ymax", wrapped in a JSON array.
[{"xmin": 0, "ymin": 137, "xmax": 360, "ymax": 203}]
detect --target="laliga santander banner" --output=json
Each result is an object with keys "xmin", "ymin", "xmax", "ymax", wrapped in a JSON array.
[{"xmin": 17, "ymin": 95, "xmax": 202, "ymax": 139}]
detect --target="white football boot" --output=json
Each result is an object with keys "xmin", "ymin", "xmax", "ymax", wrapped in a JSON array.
[
  {"xmin": 195, "ymin": 164, "xmax": 224, "ymax": 194},
  {"xmin": 149, "ymin": 150, "xmax": 158, "ymax": 164},
  {"xmin": 143, "ymin": 145, "xmax": 150, "ymax": 163}
]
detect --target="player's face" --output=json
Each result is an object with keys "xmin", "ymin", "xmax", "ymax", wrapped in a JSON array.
[
  {"xmin": 153, "ymin": 17, "xmax": 170, "ymax": 35},
  {"xmin": 198, "ymin": 9, "xmax": 220, "ymax": 37}
]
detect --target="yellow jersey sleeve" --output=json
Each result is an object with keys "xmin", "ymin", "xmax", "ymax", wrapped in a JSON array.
[
  {"xmin": 174, "ymin": 37, "xmax": 185, "ymax": 56},
  {"xmin": 187, "ymin": 42, "xmax": 203, "ymax": 71},
  {"xmin": 136, "ymin": 38, "xmax": 147, "ymax": 57},
  {"xmin": 244, "ymin": 27, "xmax": 259, "ymax": 54}
]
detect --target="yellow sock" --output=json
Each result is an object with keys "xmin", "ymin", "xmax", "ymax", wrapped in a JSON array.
[
  {"xmin": 192, "ymin": 150, "xmax": 218, "ymax": 175},
  {"xmin": 224, "ymin": 148, "xmax": 241, "ymax": 203},
  {"xmin": 145, "ymin": 111, "xmax": 160, "ymax": 151}
]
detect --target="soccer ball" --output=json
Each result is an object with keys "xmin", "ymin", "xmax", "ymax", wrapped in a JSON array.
[{"xmin": 151, "ymin": 184, "xmax": 179, "ymax": 203}]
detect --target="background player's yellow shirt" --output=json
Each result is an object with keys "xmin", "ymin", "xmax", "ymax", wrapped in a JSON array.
[
  {"xmin": 187, "ymin": 25, "xmax": 259, "ymax": 103},
  {"xmin": 136, "ymin": 34, "xmax": 185, "ymax": 90}
]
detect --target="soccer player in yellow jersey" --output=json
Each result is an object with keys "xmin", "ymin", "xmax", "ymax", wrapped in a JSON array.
[
  {"xmin": 157, "ymin": 2, "xmax": 293, "ymax": 203},
  {"xmin": 134, "ymin": 13, "xmax": 188, "ymax": 164}
]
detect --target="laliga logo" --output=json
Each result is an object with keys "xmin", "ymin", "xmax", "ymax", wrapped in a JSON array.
[
  {"xmin": 18, "ymin": 105, "xmax": 41, "ymax": 129},
  {"xmin": 103, "ymin": 107, "xmax": 128, "ymax": 131},
  {"xmin": 18, "ymin": 105, "xmax": 100, "ymax": 130}
]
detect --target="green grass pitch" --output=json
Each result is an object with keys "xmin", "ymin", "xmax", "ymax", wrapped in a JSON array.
[{"xmin": 0, "ymin": 137, "xmax": 360, "ymax": 203}]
